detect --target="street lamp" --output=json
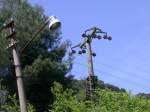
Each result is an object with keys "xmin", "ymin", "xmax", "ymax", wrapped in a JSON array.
[
  {"xmin": 2, "ymin": 16, "xmax": 61, "ymax": 112},
  {"xmin": 20, "ymin": 16, "xmax": 61, "ymax": 53},
  {"xmin": 48, "ymin": 16, "xmax": 61, "ymax": 31}
]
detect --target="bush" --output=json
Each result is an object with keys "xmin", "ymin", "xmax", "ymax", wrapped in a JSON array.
[
  {"xmin": 50, "ymin": 82, "xmax": 150, "ymax": 112},
  {"xmin": 1, "ymin": 94, "xmax": 35, "ymax": 112}
]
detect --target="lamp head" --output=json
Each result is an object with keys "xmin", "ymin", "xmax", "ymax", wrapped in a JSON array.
[{"xmin": 48, "ymin": 16, "xmax": 61, "ymax": 31}]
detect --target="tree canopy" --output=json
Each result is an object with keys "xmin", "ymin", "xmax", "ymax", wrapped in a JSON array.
[
  {"xmin": 0, "ymin": 0, "xmax": 149, "ymax": 112},
  {"xmin": 0, "ymin": 0, "xmax": 73, "ymax": 111}
]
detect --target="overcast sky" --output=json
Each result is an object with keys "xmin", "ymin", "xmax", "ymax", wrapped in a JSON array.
[{"xmin": 30, "ymin": 0, "xmax": 150, "ymax": 94}]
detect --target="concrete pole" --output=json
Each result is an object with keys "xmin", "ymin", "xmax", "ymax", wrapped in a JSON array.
[
  {"xmin": 9, "ymin": 26, "xmax": 27, "ymax": 112},
  {"xmin": 86, "ymin": 37, "xmax": 94, "ymax": 101},
  {"xmin": 86, "ymin": 40, "xmax": 94, "ymax": 77},
  {"xmin": 12, "ymin": 47, "xmax": 27, "ymax": 112}
]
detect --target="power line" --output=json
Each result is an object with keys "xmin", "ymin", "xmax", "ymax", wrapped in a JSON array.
[
  {"xmin": 92, "ymin": 60, "xmax": 150, "ymax": 82},
  {"xmin": 72, "ymin": 65, "xmax": 146, "ymax": 94},
  {"xmin": 76, "ymin": 55, "xmax": 150, "ymax": 81},
  {"xmin": 73, "ymin": 62, "xmax": 149, "ymax": 89},
  {"xmin": 92, "ymin": 52, "xmax": 150, "ymax": 77}
]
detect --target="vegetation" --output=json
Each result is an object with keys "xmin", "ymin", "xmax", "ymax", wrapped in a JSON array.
[
  {"xmin": 0, "ymin": 0, "xmax": 150, "ymax": 112},
  {"xmin": 0, "ymin": 0, "xmax": 73, "ymax": 111},
  {"xmin": 50, "ymin": 82, "xmax": 150, "ymax": 112},
  {"xmin": 1, "ymin": 94, "xmax": 36, "ymax": 112},
  {"xmin": 137, "ymin": 93, "xmax": 150, "ymax": 99}
]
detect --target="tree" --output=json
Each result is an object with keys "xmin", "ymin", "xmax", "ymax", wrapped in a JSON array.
[
  {"xmin": 137, "ymin": 93, "xmax": 150, "ymax": 99},
  {"xmin": 0, "ymin": 0, "xmax": 73, "ymax": 111},
  {"xmin": 0, "ymin": 79, "xmax": 7, "ymax": 107}
]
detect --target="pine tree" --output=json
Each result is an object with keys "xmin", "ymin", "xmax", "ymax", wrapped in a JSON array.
[{"xmin": 0, "ymin": 0, "xmax": 73, "ymax": 111}]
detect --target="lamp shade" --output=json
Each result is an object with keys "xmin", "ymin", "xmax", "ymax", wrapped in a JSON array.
[{"xmin": 48, "ymin": 16, "xmax": 61, "ymax": 31}]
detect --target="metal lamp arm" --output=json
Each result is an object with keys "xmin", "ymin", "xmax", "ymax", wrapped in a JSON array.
[{"xmin": 20, "ymin": 18, "xmax": 49, "ymax": 54}]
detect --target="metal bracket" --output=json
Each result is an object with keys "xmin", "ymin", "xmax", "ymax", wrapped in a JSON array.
[{"xmin": 6, "ymin": 40, "xmax": 19, "ymax": 49}]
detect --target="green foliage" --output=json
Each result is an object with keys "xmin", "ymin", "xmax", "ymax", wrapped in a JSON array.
[
  {"xmin": 50, "ymin": 82, "xmax": 87, "ymax": 112},
  {"xmin": 0, "ymin": 79, "xmax": 8, "ymax": 107},
  {"xmin": 0, "ymin": 0, "xmax": 73, "ymax": 111},
  {"xmin": 137, "ymin": 93, "xmax": 150, "ymax": 99},
  {"xmin": 1, "ymin": 94, "xmax": 36, "ymax": 112},
  {"xmin": 72, "ymin": 79, "xmax": 126, "ymax": 94},
  {"xmin": 23, "ymin": 55, "xmax": 72, "ymax": 111},
  {"xmin": 50, "ymin": 82, "xmax": 150, "ymax": 112},
  {"xmin": 1, "ymin": 1, "xmax": 149, "ymax": 112},
  {"xmin": 1, "ymin": 95, "xmax": 20, "ymax": 112}
]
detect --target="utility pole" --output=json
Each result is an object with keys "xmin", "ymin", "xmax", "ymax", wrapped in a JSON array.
[
  {"xmin": 1, "ymin": 16, "xmax": 61, "ymax": 112},
  {"xmin": 4, "ymin": 19, "xmax": 27, "ymax": 112},
  {"xmin": 86, "ymin": 38, "xmax": 95, "ymax": 101},
  {"xmin": 71, "ymin": 27, "xmax": 112, "ymax": 101}
]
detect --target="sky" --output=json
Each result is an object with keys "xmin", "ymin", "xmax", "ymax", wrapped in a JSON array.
[{"xmin": 29, "ymin": 0, "xmax": 150, "ymax": 94}]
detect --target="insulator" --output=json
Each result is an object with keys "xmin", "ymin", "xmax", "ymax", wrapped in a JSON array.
[
  {"xmin": 107, "ymin": 36, "xmax": 112, "ymax": 40},
  {"xmin": 82, "ymin": 33, "xmax": 87, "ymax": 37},
  {"xmin": 72, "ymin": 50, "xmax": 76, "ymax": 54},
  {"xmin": 78, "ymin": 51, "xmax": 82, "ymax": 54},
  {"xmin": 103, "ymin": 35, "xmax": 107, "ymax": 39},
  {"xmin": 92, "ymin": 53, "xmax": 96, "ymax": 57},
  {"xmin": 82, "ymin": 49, "xmax": 86, "ymax": 53}
]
